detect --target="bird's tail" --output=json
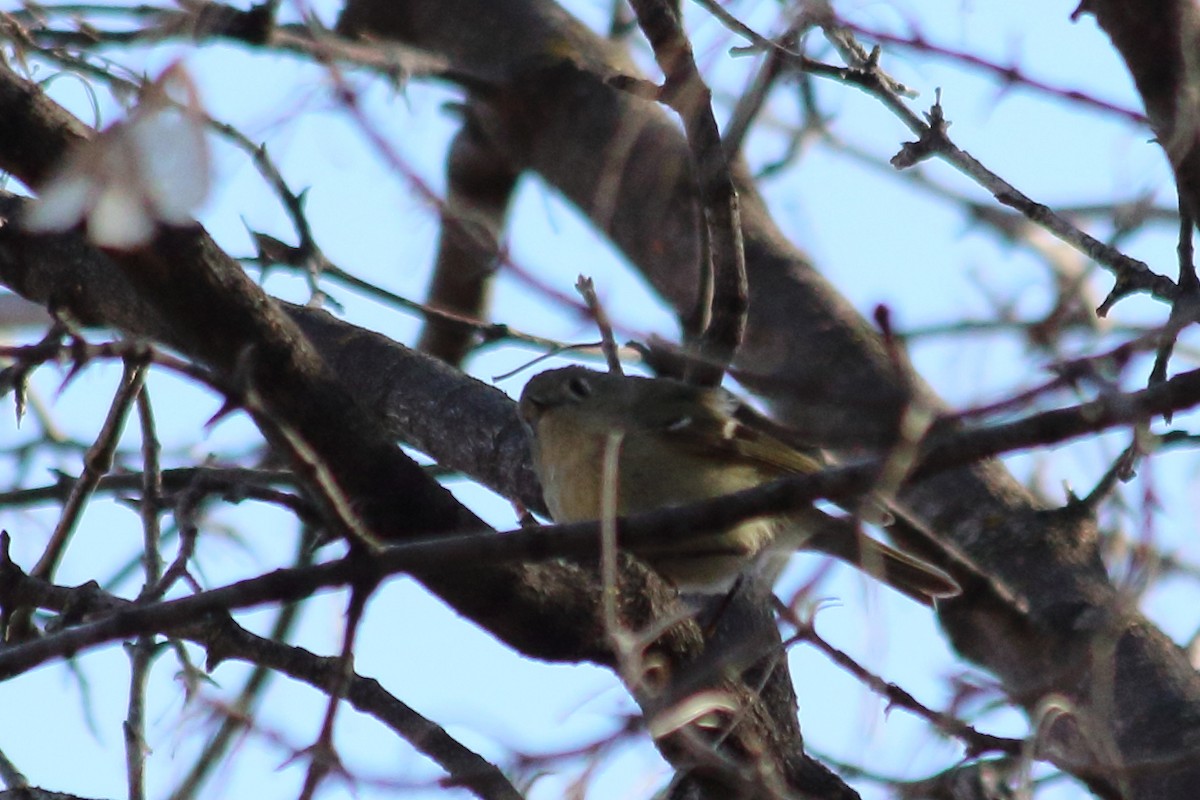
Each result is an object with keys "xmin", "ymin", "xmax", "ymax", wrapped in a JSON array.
[{"xmin": 790, "ymin": 511, "xmax": 960, "ymax": 606}]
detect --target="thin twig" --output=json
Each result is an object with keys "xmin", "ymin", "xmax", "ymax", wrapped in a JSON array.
[
  {"xmin": 165, "ymin": 531, "xmax": 313, "ymax": 800},
  {"xmin": 124, "ymin": 380, "xmax": 164, "ymax": 800},
  {"xmin": 0, "ymin": 545, "xmax": 523, "ymax": 800},
  {"xmin": 627, "ymin": 0, "xmax": 747, "ymax": 387},
  {"xmin": 694, "ymin": 2, "xmax": 1178, "ymax": 314},
  {"xmin": 1150, "ymin": 200, "xmax": 1200, "ymax": 401},
  {"xmin": 32, "ymin": 354, "xmax": 148, "ymax": 581},
  {"xmin": 575, "ymin": 276, "xmax": 623, "ymax": 374},
  {"xmin": 777, "ymin": 603, "xmax": 1022, "ymax": 758}
]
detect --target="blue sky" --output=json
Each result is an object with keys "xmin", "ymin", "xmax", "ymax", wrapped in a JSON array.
[{"xmin": 0, "ymin": 2, "xmax": 1192, "ymax": 799}]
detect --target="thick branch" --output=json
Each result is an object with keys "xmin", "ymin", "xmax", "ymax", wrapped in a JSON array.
[
  {"xmin": 1081, "ymin": 1, "xmax": 1200, "ymax": 225},
  {"xmin": 0, "ymin": 61, "xmax": 476, "ymax": 547},
  {"xmin": 417, "ymin": 116, "xmax": 517, "ymax": 365},
  {"xmin": 0, "ymin": 68, "xmax": 848, "ymax": 798},
  {"xmin": 332, "ymin": 1, "xmax": 1200, "ymax": 796}
]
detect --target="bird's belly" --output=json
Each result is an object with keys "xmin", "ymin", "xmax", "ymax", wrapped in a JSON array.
[{"xmin": 533, "ymin": 427, "xmax": 783, "ymax": 590}]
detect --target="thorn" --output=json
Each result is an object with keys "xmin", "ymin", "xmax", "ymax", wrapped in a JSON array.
[{"xmin": 204, "ymin": 398, "xmax": 241, "ymax": 428}]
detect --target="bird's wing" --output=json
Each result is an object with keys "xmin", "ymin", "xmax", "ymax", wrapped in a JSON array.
[{"xmin": 651, "ymin": 389, "xmax": 824, "ymax": 475}]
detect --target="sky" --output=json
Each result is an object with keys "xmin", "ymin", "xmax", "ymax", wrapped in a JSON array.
[{"xmin": 0, "ymin": 1, "xmax": 1193, "ymax": 799}]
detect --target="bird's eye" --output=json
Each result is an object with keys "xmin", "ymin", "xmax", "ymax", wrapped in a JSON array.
[{"xmin": 566, "ymin": 375, "xmax": 592, "ymax": 399}]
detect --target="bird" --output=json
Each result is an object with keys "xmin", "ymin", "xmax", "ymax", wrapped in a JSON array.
[{"xmin": 518, "ymin": 366, "xmax": 959, "ymax": 604}]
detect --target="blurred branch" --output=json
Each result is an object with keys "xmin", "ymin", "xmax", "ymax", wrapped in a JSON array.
[
  {"xmin": 697, "ymin": 2, "xmax": 1178, "ymax": 315},
  {"xmin": 0, "ymin": 63, "xmax": 830, "ymax": 799},
  {"xmin": 625, "ymin": 0, "xmax": 747, "ymax": 387},
  {"xmin": 0, "ymin": 545, "xmax": 524, "ymax": 800},
  {"xmin": 417, "ymin": 114, "xmax": 517, "ymax": 365},
  {"xmin": 330, "ymin": 2, "xmax": 1200, "ymax": 795},
  {"xmin": 1077, "ymin": 1, "xmax": 1200, "ymax": 230},
  {"xmin": 6, "ymin": 350, "xmax": 1200, "ymax": 674},
  {"xmin": 834, "ymin": 16, "xmax": 1149, "ymax": 125}
]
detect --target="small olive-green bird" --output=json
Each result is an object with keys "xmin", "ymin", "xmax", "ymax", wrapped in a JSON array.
[{"xmin": 518, "ymin": 366, "xmax": 959, "ymax": 604}]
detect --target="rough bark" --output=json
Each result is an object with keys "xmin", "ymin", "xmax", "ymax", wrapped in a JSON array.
[
  {"xmin": 334, "ymin": 1, "xmax": 1200, "ymax": 797},
  {"xmin": 0, "ymin": 58, "xmax": 847, "ymax": 798}
]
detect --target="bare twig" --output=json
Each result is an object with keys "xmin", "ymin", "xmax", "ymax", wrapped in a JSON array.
[
  {"xmin": 776, "ymin": 602, "xmax": 1023, "ymax": 758},
  {"xmin": 165, "ymin": 533, "xmax": 313, "ymax": 800},
  {"xmin": 124, "ymin": 380, "xmax": 165, "ymax": 800},
  {"xmin": 0, "ymin": 545, "xmax": 524, "ymax": 800},
  {"xmin": 32, "ymin": 354, "xmax": 148, "ymax": 581},
  {"xmin": 694, "ymin": 2, "xmax": 1179, "ymax": 314},
  {"xmin": 626, "ymin": 0, "xmax": 747, "ymax": 387},
  {"xmin": 1150, "ymin": 200, "xmax": 1200, "ymax": 401},
  {"xmin": 575, "ymin": 276, "xmax": 623, "ymax": 374},
  {"xmin": 7, "ymin": 358, "xmax": 1200, "ymax": 678}
]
